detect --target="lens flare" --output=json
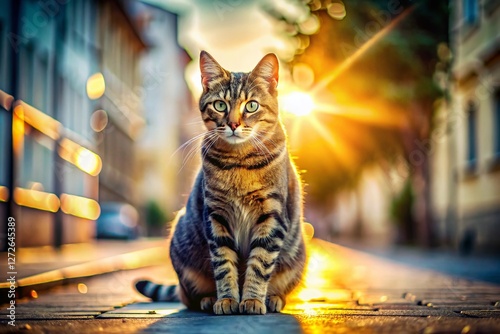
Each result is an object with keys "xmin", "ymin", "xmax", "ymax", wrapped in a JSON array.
[{"xmin": 281, "ymin": 91, "xmax": 314, "ymax": 117}]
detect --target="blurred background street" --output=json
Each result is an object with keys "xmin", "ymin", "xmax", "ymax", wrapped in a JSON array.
[{"xmin": 0, "ymin": 0, "xmax": 499, "ymax": 332}]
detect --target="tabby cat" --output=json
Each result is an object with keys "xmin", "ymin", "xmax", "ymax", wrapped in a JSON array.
[{"xmin": 136, "ymin": 51, "xmax": 306, "ymax": 315}]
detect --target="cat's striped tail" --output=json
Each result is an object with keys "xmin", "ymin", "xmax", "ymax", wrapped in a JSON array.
[{"xmin": 135, "ymin": 280, "xmax": 180, "ymax": 302}]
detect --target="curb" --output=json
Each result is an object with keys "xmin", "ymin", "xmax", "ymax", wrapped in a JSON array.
[{"xmin": 0, "ymin": 246, "xmax": 168, "ymax": 305}]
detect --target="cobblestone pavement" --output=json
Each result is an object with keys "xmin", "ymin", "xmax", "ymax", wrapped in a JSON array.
[{"xmin": 1, "ymin": 239, "xmax": 499, "ymax": 333}]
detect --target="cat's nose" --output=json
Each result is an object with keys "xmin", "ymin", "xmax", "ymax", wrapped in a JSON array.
[{"xmin": 228, "ymin": 122, "xmax": 239, "ymax": 132}]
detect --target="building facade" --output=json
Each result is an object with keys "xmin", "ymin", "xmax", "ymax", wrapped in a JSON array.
[
  {"xmin": 0, "ymin": 0, "xmax": 146, "ymax": 248},
  {"xmin": 96, "ymin": 0, "xmax": 146, "ymax": 207},
  {"xmin": 431, "ymin": 0, "xmax": 500, "ymax": 253},
  {"xmin": 133, "ymin": 3, "xmax": 194, "ymax": 231}
]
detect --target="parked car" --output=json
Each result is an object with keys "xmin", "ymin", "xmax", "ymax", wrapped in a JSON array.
[{"xmin": 96, "ymin": 202, "xmax": 139, "ymax": 240}]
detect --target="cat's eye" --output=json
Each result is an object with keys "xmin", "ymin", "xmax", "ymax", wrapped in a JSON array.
[
  {"xmin": 213, "ymin": 100, "xmax": 227, "ymax": 112},
  {"xmin": 245, "ymin": 101, "xmax": 259, "ymax": 113}
]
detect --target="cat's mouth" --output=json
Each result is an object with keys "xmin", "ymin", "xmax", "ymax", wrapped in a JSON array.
[
  {"xmin": 224, "ymin": 133, "xmax": 248, "ymax": 144},
  {"xmin": 222, "ymin": 125, "xmax": 251, "ymax": 144}
]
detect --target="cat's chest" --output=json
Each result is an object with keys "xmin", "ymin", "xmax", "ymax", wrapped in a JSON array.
[
  {"xmin": 231, "ymin": 199, "xmax": 258, "ymax": 257},
  {"xmin": 203, "ymin": 168, "xmax": 281, "ymax": 256}
]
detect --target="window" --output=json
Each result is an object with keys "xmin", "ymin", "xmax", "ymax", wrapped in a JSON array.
[
  {"xmin": 494, "ymin": 90, "xmax": 500, "ymax": 157},
  {"xmin": 0, "ymin": 21, "xmax": 4, "ymax": 90},
  {"xmin": 0, "ymin": 111, "xmax": 9, "ymax": 186},
  {"xmin": 463, "ymin": 0, "xmax": 479, "ymax": 24},
  {"xmin": 19, "ymin": 46, "xmax": 34, "ymax": 104},
  {"xmin": 483, "ymin": 0, "xmax": 499, "ymax": 15},
  {"xmin": 466, "ymin": 102, "xmax": 477, "ymax": 168},
  {"xmin": 20, "ymin": 131, "xmax": 55, "ymax": 193},
  {"xmin": 33, "ymin": 53, "xmax": 49, "ymax": 114}
]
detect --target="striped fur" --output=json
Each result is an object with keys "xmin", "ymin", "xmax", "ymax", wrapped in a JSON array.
[
  {"xmin": 137, "ymin": 51, "xmax": 306, "ymax": 315},
  {"xmin": 135, "ymin": 280, "xmax": 179, "ymax": 302}
]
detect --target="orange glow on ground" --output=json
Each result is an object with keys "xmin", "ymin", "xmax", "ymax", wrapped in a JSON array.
[
  {"xmin": 288, "ymin": 240, "xmax": 348, "ymax": 304},
  {"xmin": 13, "ymin": 187, "xmax": 60, "ymax": 212},
  {"xmin": 60, "ymin": 193, "xmax": 101, "ymax": 220}
]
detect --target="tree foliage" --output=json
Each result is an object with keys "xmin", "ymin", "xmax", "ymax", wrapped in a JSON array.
[{"xmin": 272, "ymin": 0, "xmax": 449, "ymax": 209}]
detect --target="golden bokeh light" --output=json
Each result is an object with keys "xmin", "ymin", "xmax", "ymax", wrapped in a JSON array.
[
  {"xmin": 293, "ymin": 63, "xmax": 315, "ymax": 89},
  {"xmin": 281, "ymin": 91, "xmax": 314, "ymax": 117},
  {"xmin": 86, "ymin": 73, "xmax": 106, "ymax": 100},
  {"xmin": 77, "ymin": 283, "xmax": 88, "ymax": 294},
  {"xmin": 58, "ymin": 138, "xmax": 102, "ymax": 176},
  {"xmin": 0, "ymin": 186, "xmax": 9, "ymax": 202},
  {"xmin": 30, "ymin": 290, "xmax": 38, "ymax": 299},
  {"xmin": 75, "ymin": 147, "xmax": 102, "ymax": 176},
  {"xmin": 303, "ymin": 222, "xmax": 315, "ymax": 241},
  {"xmin": 298, "ymin": 14, "xmax": 320, "ymax": 35},
  {"xmin": 90, "ymin": 109, "xmax": 109, "ymax": 132},
  {"xmin": 12, "ymin": 105, "xmax": 25, "ymax": 156},
  {"xmin": 14, "ymin": 103, "xmax": 61, "ymax": 141},
  {"xmin": 13, "ymin": 187, "xmax": 60, "ymax": 213},
  {"xmin": 327, "ymin": 2, "xmax": 347, "ymax": 20},
  {"xmin": 60, "ymin": 193, "xmax": 101, "ymax": 220}
]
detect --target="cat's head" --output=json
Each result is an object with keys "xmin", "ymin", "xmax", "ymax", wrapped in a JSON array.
[{"xmin": 199, "ymin": 51, "xmax": 280, "ymax": 145}]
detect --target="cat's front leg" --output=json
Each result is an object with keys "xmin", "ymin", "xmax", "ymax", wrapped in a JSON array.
[
  {"xmin": 206, "ymin": 213, "xmax": 240, "ymax": 315},
  {"xmin": 240, "ymin": 213, "xmax": 286, "ymax": 315}
]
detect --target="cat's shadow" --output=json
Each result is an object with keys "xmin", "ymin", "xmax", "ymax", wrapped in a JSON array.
[{"xmin": 133, "ymin": 301, "xmax": 304, "ymax": 333}]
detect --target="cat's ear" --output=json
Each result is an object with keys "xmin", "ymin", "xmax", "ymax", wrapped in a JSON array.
[
  {"xmin": 250, "ymin": 53, "xmax": 279, "ymax": 92},
  {"xmin": 200, "ymin": 51, "xmax": 228, "ymax": 92}
]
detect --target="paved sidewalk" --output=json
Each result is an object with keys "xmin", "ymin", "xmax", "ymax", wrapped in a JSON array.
[
  {"xmin": 0, "ymin": 239, "xmax": 499, "ymax": 333},
  {"xmin": 0, "ymin": 239, "xmax": 169, "ymax": 302},
  {"xmin": 334, "ymin": 239, "xmax": 500, "ymax": 284}
]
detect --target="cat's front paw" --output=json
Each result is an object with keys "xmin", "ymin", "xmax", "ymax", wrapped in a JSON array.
[
  {"xmin": 200, "ymin": 297, "xmax": 217, "ymax": 312},
  {"xmin": 213, "ymin": 298, "xmax": 239, "ymax": 315},
  {"xmin": 266, "ymin": 295, "xmax": 285, "ymax": 313},
  {"xmin": 239, "ymin": 298, "xmax": 266, "ymax": 315}
]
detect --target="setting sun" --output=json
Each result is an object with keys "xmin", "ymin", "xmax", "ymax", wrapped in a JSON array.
[{"xmin": 281, "ymin": 91, "xmax": 314, "ymax": 117}]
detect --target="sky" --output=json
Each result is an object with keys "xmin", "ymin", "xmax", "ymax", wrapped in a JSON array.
[{"xmin": 140, "ymin": 0, "xmax": 308, "ymax": 95}]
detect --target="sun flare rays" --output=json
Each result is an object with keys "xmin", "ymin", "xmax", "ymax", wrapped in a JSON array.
[{"xmin": 280, "ymin": 6, "xmax": 415, "ymax": 169}]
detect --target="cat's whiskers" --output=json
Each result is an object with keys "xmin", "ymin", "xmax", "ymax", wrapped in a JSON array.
[
  {"xmin": 181, "ymin": 141, "xmax": 202, "ymax": 171},
  {"xmin": 253, "ymin": 131, "xmax": 278, "ymax": 150},
  {"xmin": 257, "ymin": 131, "xmax": 282, "ymax": 152},
  {"xmin": 249, "ymin": 135, "xmax": 273, "ymax": 167},
  {"xmin": 170, "ymin": 132, "xmax": 208, "ymax": 162},
  {"xmin": 185, "ymin": 119, "xmax": 205, "ymax": 127},
  {"xmin": 202, "ymin": 130, "xmax": 221, "ymax": 150},
  {"xmin": 253, "ymin": 140, "xmax": 270, "ymax": 166},
  {"xmin": 177, "ymin": 130, "xmax": 218, "ymax": 174},
  {"xmin": 201, "ymin": 135, "xmax": 219, "ymax": 163}
]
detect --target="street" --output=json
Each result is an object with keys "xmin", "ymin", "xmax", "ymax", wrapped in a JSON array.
[{"xmin": 1, "ymin": 239, "xmax": 499, "ymax": 333}]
